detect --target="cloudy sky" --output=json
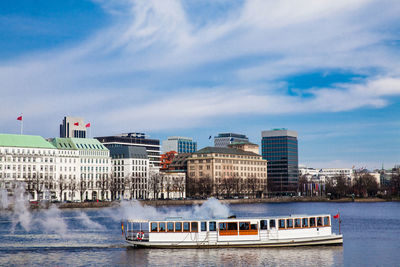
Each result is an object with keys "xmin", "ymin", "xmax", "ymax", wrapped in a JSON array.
[{"xmin": 0, "ymin": 0, "xmax": 399, "ymax": 169}]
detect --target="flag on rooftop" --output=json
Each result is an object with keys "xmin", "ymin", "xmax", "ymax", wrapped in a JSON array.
[
  {"xmin": 85, "ymin": 123, "xmax": 91, "ymax": 128},
  {"xmin": 74, "ymin": 122, "xmax": 79, "ymax": 126},
  {"xmin": 17, "ymin": 116, "xmax": 22, "ymax": 121}
]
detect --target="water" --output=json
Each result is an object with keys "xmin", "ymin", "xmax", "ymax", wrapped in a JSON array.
[{"xmin": 0, "ymin": 201, "xmax": 399, "ymax": 266}]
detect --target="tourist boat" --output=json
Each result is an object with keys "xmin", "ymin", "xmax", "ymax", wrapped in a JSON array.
[{"xmin": 122, "ymin": 214, "xmax": 343, "ymax": 248}]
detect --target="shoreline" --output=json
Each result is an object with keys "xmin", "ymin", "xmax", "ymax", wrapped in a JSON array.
[{"xmin": 46, "ymin": 196, "xmax": 397, "ymax": 209}]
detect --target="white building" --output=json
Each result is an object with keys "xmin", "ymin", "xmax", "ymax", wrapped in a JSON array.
[
  {"xmin": 319, "ymin": 168, "xmax": 354, "ymax": 183},
  {"xmin": 109, "ymin": 146, "xmax": 150, "ymax": 200},
  {"xmin": 0, "ymin": 134, "xmax": 58, "ymax": 201},
  {"xmin": 149, "ymin": 171, "xmax": 186, "ymax": 199}
]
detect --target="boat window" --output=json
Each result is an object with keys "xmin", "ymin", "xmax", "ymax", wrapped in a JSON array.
[
  {"xmin": 183, "ymin": 222, "xmax": 190, "ymax": 232},
  {"xmin": 175, "ymin": 222, "xmax": 182, "ymax": 232},
  {"xmin": 133, "ymin": 223, "xmax": 141, "ymax": 231},
  {"xmin": 191, "ymin": 222, "xmax": 198, "ymax": 232},
  {"xmin": 278, "ymin": 219, "xmax": 285, "ymax": 229},
  {"xmin": 250, "ymin": 224, "xmax": 258, "ymax": 230},
  {"xmin": 159, "ymin": 222, "xmax": 166, "ymax": 232},
  {"xmin": 269, "ymin": 220, "xmax": 276, "ymax": 229},
  {"xmin": 219, "ymin": 223, "xmax": 227, "ymax": 231},
  {"xmin": 317, "ymin": 217, "xmax": 323, "ymax": 227},
  {"xmin": 228, "ymin": 222, "xmax": 238, "ymax": 230},
  {"xmin": 201, "ymin": 222, "xmax": 207, "ymax": 231},
  {"xmin": 310, "ymin": 217, "xmax": 316, "ymax": 227},
  {"xmin": 151, "ymin": 222, "xmax": 158, "ymax": 232},
  {"xmin": 260, "ymin": 220, "xmax": 268, "ymax": 230},
  {"xmin": 167, "ymin": 222, "xmax": 174, "ymax": 232},
  {"xmin": 239, "ymin": 222, "xmax": 250, "ymax": 230},
  {"xmin": 286, "ymin": 219, "xmax": 293, "ymax": 228},
  {"xmin": 294, "ymin": 218, "xmax": 301, "ymax": 228},
  {"xmin": 302, "ymin": 218, "xmax": 309, "ymax": 228},
  {"xmin": 209, "ymin": 222, "xmax": 216, "ymax": 231},
  {"xmin": 324, "ymin": 216, "xmax": 330, "ymax": 226}
]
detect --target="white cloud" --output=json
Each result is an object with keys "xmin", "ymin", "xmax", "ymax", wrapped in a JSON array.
[{"xmin": 0, "ymin": 0, "xmax": 399, "ymax": 135}]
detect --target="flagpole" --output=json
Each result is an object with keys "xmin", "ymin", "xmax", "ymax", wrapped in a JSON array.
[{"xmin": 20, "ymin": 114, "xmax": 23, "ymax": 135}]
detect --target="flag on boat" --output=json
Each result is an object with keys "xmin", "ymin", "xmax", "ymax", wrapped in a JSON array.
[
  {"xmin": 121, "ymin": 221, "xmax": 124, "ymax": 236},
  {"xmin": 333, "ymin": 213, "xmax": 340, "ymax": 219},
  {"xmin": 74, "ymin": 122, "xmax": 79, "ymax": 126},
  {"xmin": 85, "ymin": 123, "xmax": 91, "ymax": 128},
  {"xmin": 17, "ymin": 116, "xmax": 22, "ymax": 121}
]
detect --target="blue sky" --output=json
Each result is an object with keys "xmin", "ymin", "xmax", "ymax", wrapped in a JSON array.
[{"xmin": 0, "ymin": 0, "xmax": 399, "ymax": 169}]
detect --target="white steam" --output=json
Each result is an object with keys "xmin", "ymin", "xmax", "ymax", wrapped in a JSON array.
[
  {"xmin": 0, "ymin": 188, "xmax": 10, "ymax": 209},
  {"xmin": 77, "ymin": 212, "xmax": 105, "ymax": 230},
  {"xmin": 110, "ymin": 198, "xmax": 231, "ymax": 221}
]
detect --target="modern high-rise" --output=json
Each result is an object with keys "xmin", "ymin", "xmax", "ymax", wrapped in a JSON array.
[
  {"xmin": 214, "ymin": 133, "xmax": 249, "ymax": 147},
  {"xmin": 261, "ymin": 129, "xmax": 298, "ymax": 195},
  {"xmin": 162, "ymin": 136, "xmax": 197, "ymax": 154},
  {"xmin": 95, "ymin": 133, "xmax": 161, "ymax": 167},
  {"xmin": 60, "ymin": 116, "xmax": 87, "ymax": 138}
]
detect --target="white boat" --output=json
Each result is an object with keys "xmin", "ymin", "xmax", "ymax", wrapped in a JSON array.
[{"xmin": 122, "ymin": 214, "xmax": 343, "ymax": 248}]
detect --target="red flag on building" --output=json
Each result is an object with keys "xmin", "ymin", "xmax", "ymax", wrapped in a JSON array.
[
  {"xmin": 17, "ymin": 116, "xmax": 22, "ymax": 121},
  {"xmin": 333, "ymin": 213, "xmax": 340, "ymax": 219},
  {"xmin": 74, "ymin": 122, "xmax": 79, "ymax": 126},
  {"xmin": 85, "ymin": 123, "xmax": 91, "ymax": 128}
]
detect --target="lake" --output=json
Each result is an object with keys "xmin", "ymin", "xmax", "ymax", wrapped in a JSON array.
[{"xmin": 0, "ymin": 200, "xmax": 399, "ymax": 266}]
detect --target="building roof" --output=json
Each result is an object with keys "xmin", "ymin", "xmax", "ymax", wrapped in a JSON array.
[
  {"xmin": 109, "ymin": 146, "xmax": 148, "ymax": 159},
  {"xmin": 70, "ymin": 138, "xmax": 108, "ymax": 150},
  {"xmin": 194, "ymin": 147, "xmax": 260, "ymax": 157},
  {"xmin": 50, "ymin": 138, "xmax": 77, "ymax": 150},
  {"xmin": 0, "ymin": 134, "xmax": 55, "ymax": 149},
  {"xmin": 228, "ymin": 141, "xmax": 258, "ymax": 146}
]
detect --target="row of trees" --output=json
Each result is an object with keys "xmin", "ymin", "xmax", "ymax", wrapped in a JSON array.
[{"xmin": 187, "ymin": 176, "xmax": 265, "ymax": 199}]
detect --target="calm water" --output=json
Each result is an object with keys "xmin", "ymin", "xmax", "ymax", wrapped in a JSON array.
[{"xmin": 0, "ymin": 201, "xmax": 399, "ymax": 267}]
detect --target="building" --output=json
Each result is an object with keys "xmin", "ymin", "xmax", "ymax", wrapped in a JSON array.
[
  {"xmin": 68, "ymin": 138, "xmax": 111, "ymax": 201},
  {"xmin": 162, "ymin": 136, "xmax": 197, "ymax": 154},
  {"xmin": 59, "ymin": 116, "xmax": 87, "ymax": 138},
  {"xmin": 187, "ymin": 147, "xmax": 267, "ymax": 198},
  {"xmin": 149, "ymin": 170, "xmax": 186, "ymax": 199},
  {"xmin": 50, "ymin": 138, "xmax": 80, "ymax": 202},
  {"xmin": 160, "ymin": 151, "xmax": 178, "ymax": 170},
  {"xmin": 109, "ymin": 146, "xmax": 149, "ymax": 200},
  {"xmin": 261, "ymin": 129, "xmax": 298, "ymax": 195},
  {"xmin": 228, "ymin": 142, "xmax": 259, "ymax": 154},
  {"xmin": 214, "ymin": 133, "xmax": 249, "ymax": 148},
  {"xmin": 318, "ymin": 168, "xmax": 355, "ymax": 183},
  {"xmin": 96, "ymin": 133, "xmax": 161, "ymax": 167},
  {"xmin": 0, "ymin": 134, "xmax": 58, "ymax": 201}
]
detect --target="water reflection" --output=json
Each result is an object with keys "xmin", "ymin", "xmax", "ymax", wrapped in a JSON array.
[{"xmin": 121, "ymin": 246, "xmax": 343, "ymax": 267}]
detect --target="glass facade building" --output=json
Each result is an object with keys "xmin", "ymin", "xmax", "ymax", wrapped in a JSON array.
[
  {"xmin": 261, "ymin": 129, "xmax": 298, "ymax": 194},
  {"xmin": 214, "ymin": 133, "xmax": 249, "ymax": 148},
  {"xmin": 162, "ymin": 136, "xmax": 197, "ymax": 154}
]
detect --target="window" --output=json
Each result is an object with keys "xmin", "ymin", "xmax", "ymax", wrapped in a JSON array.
[
  {"xmin": 209, "ymin": 221, "xmax": 216, "ymax": 231},
  {"xmin": 167, "ymin": 222, "xmax": 174, "ymax": 232},
  {"xmin": 286, "ymin": 219, "xmax": 293, "ymax": 228},
  {"xmin": 302, "ymin": 218, "xmax": 309, "ymax": 228},
  {"xmin": 278, "ymin": 219, "xmax": 285, "ymax": 229},
  {"xmin": 191, "ymin": 222, "xmax": 198, "ymax": 232},
  {"xmin": 310, "ymin": 217, "xmax": 316, "ymax": 227},
  {"xmin": 294, "ymin": 218, "xmax": 301, "ymax": 228},
  {"xmin": 151, "ymin": 222, "xmax": 158, "ymax": 232},
  {"xmin": 250, "ymin": 224, "xmax": 257, "ymax": 230},
  {"xmin": 219, "ymin": 223, "xmax": 227, "ymax": 231},
  {"xmin": 260, "ymin": 220, "xmax": 268, "ymax": 230},
  {"xmin": 183, "ymin": 222, "xmax": 190, "ymax": 232},
  {"xmin": 269, "ymin": 220, "xmax": 276, "ymax": 229},
  {"xmin": 317, "ymin": 217, "xmax": 323, "ymax": 227},
  {"xmin": 239, "ymin": 222, "xmax": 250, "ymax": 230},
  {"xmin": 228, "ymin": 222, "xmax": 238, "ymax": 230},
  {"xmin": 324, "ymin": 216, "xmax": 330, "ymax": 226},
  {"xmin": 201, "ymin": 222, "xmax": 207, "ymax": 231},
  {"xmin": 175, "ymin": 222, "xmax": 182, "ymax": 232}
]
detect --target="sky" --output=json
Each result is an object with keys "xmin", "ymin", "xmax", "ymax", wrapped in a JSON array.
[{"xmin": 0, "ymin": 0, "xmax": 399, "ymax": 170}]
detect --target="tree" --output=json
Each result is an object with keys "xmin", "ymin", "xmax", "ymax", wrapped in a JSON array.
[
  {"xmin": 352, "ymin": 173, "xmax": 379, "ymax": 197},
  {"xmin": 390, "ymin": 169, "xmax": 400, "ymax": 197},
  {"xmin": 58, "ymin": 175, "xmax": 66, "ymax": 201},
  {"xmin": 78, "ymin": 179, "xmax": 87, "ymax": 202},
  {"xmin": 221, "ymin": 178, "xmax": 235, "ymax": 198}
]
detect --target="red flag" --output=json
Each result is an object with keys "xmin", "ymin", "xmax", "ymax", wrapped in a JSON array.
[
  {"xmin": 17, "ymin": 116, "xmax": 22, "ymax": 121},
  {"xmin": 85, "ymin": 123, "xmax": 91, "ymax": 128},
  {"xmin": 74, "ymin": 122, "xmax": 79, "ymax": 126},
  {"xmin": 333, "ymin": 213, "xmax": 340, "ymax": 219}
]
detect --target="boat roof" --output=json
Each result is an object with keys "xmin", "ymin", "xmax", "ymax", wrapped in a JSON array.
[{"xmin": 126, "ymin": 214, "xmax": 332, "ymax": 223}]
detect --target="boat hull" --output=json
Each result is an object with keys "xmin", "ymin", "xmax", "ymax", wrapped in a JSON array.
[{"xmin": 126, "ymin": 234, "xmax": 343, "ymax": 248}]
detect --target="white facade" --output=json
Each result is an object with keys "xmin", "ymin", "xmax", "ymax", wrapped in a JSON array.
[
  {"xmin": 55, "ymin": 146, "xmax": 80, "ymax": 201},
  {"xmin": 148, "ymin": 171, "xmax": 186, "ymax": 199}
]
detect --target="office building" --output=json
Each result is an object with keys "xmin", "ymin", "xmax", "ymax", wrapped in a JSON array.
[
  {"xmin": 162, "ymin": 136, "xmax": 197, "ymax": 154},
  {"xmin": 96, "ymin": 133, "xmax": 161, "ymax": 167},
  {"xmin": 59, "ymin": 116, "xmax": 87, "ymax": 138},
  {"xmin": 214, "ymin": 133, "xmax": 249, "ymax": 148},
  {"xmin": 261, "ymin": 129, "xmax": 298, "ymax": 195}
]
